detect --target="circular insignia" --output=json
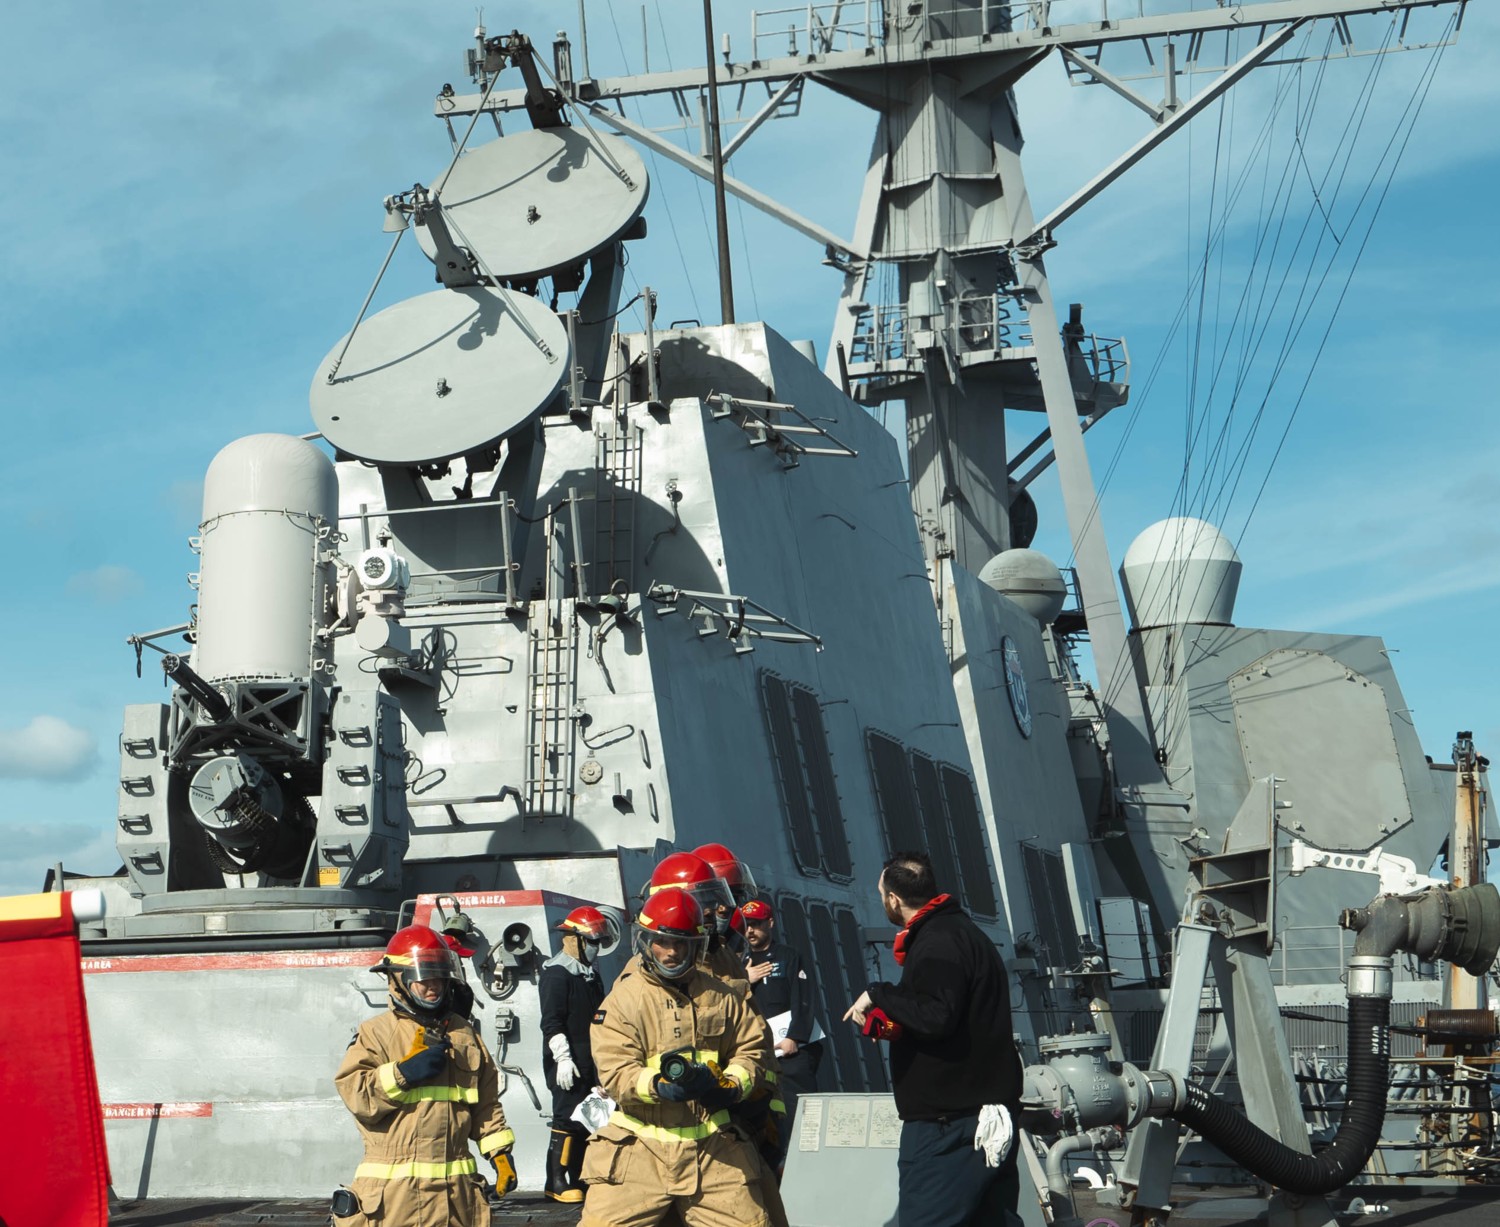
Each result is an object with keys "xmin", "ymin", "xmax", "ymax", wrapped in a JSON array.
[{"xmin": 1001, "ymin": 635, "xmax": 1032, "ymax": 738}]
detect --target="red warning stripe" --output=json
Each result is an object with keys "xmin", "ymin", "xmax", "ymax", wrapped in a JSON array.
[
  {"xmin": 103, "ymin": 1102, "xmax": 213, "ymax": 1120},
  {"xmin": 82, "ymin": 950, "xmax": 378, "ymax": 975},
  {"xmin": 412, "ymin": 889, "xmax": 594, "ymax": 925}
]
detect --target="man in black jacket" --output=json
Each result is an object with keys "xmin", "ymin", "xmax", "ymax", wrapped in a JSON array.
[{"xmin": 844, "ymin": 852, "xmax": 1022, "ymax": 1227}]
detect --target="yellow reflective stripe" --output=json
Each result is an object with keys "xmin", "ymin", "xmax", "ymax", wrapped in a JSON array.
[
  {"xmin": 379, "ymin": 1062, "xmax": 403, "ymax": 1097},
  {"xmin": 763, "ymin": 1069, "xmax": 779, "ymax": 1084},
  {"xmin": 770, "ymin": 1099, "xmax": 786, "ymax": 1114},
  {"xmin": 609, "ymin": 1108, "xmax": 731, "ymax": 1143},
  {"xmin": 637, "ymin": 1068, "xmax": 661, "ymax": 1102},
  {"xmin": 479, "ymin": 1128, "xmax": 515, "ymax": 1155},
  {"xmin": 724, "ymin": 1064, "xmax": 753, "ymax": 1095},
  {"xmin": 388, "ymin": 1084, "xmax": 480, "ymax": 1104},
  {"xmin": 356, "ymin": 1158, "xmax": 477, "ymax": 1180}
]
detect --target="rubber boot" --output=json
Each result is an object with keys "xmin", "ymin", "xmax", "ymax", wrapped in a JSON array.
[
  {"xmin": 562, "ymin": 1127, "xmax": 588, "ymax": 1200},
  {"xmin": 545, "ymin": 1128, "xmax": 583, "ymax": 1203}
]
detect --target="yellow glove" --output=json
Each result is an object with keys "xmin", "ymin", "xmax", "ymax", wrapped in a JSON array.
[{"xmin": 491, "ymin": 1150, "xmax": 517, "ymax": 1197}]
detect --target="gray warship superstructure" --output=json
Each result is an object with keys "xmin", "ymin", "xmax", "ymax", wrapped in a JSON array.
[{"xmin": 59, "ymin": 0, "xmax": 1498, "ymax": 1218}]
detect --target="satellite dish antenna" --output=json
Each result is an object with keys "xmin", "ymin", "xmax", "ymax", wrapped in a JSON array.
[
  {"xmin": 416, "ymin": 127, "xmax": 649, "ymax": 281},
  {"xmin": 309, "ymin": 286, "xmax": 569, "ymax": 466}
]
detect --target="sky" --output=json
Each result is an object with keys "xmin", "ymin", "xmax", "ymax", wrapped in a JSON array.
[{"xmin": 1, "ymin": 1, "xmax": 1496, "ymax": 897}]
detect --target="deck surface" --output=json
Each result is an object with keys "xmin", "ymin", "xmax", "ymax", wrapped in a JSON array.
[{"xmin": 110, "ymin": 1187, "xmax": 1500, "ymax": 1226}]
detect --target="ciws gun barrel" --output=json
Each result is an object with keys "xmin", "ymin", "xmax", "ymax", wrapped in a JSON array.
[
  {"xmin": 162, "ymin": 653, "xmax": 232, "ymax": 723},
  {"xmin": 1023, "ymin": 882, "xmax": 1500, "ymax": 1215}
]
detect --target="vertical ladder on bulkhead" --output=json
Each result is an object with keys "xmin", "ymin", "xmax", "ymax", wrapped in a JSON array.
[
  {"xmin": 594, "ymin": 417, "xmax": 642, "ymax": 596},
  {"xmin": 525, "ymin": 509, "xmax": 579, "ymax": 817}
]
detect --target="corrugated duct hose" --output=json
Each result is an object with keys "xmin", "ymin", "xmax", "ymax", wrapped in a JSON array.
[
  {"xmin": 1169, "ymin": 884, "xmax": 1498, "ymax": 1195},
  {"xmin": 1026, "ymin": 884, "xmax": 1500, "ymax": 1207},
  {"xmin": 1170, "ymin": 995, "xmax": 1389, "ymax": 1196}
]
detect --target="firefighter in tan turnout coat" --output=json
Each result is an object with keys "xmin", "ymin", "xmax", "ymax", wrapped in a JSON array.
[
  {"xmin": 581, "ymin": 887, "xmax": 773, "ymax": 1227},
  {"xmin": 334, "ymin": 924, "xmax": 517, "ymax": 1227}
]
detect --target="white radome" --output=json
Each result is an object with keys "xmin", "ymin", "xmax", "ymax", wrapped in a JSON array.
[
  {"xmin": 979, "ymin": 548, "xmax": 1068, "ymax": 626},
  {"xmin": 1119, "ymin": 517, "xmax": 1242, "ymax": 630}
]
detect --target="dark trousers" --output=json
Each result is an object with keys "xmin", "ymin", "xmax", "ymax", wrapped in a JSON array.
[
  {"xmin": 896, "ymin": 1113, "xmax": 1021, "ymax": 1227},
  {"xmin": 550, "ymin": 1081, "xmax": 589, "ymax": 1133}
]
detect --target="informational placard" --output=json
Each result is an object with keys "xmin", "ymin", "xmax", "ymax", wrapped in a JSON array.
[
  {"xmin": 798, "ymin": 1096, "xmax": 826, "ymax": 1152},
  {"xmin": 868, "ymin": 1099, "xmax": 902, "ymax": 1149},
  {"xmin": 825, "ymin": 1098, "xmax": 871, "ymax": 1148}
]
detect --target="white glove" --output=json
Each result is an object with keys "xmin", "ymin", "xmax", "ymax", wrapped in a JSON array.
[
  {"xmin": 974, "ymin": 1104, "xmax": 1013, "ymax": 1168},
  {"xmin": 549, "ymin": 1034, "xmax": 580, "ymax": 1090}
]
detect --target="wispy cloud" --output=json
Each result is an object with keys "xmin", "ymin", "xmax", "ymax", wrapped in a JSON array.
[
  {"xmin": 1294, "ymin": 565, "xmax": 1500, "ymax": 632},
  {"xmin": 0, "ymin": 822, "xmax": 118, "ymax": 897},
  {"xmin": 0, "ymin": 716, "xmax": 99, "ymax": 782},
  {"xmin": 65, "ymin": 564, "xmax": 145, "ymax": 604}
]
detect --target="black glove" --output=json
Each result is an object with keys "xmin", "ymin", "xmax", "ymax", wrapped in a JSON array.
[
  {"xmin": 655, "ymin": 1074, "xmax": 694, "ymax": 1102},
  {"xmin": 658, "ymin": 1061, "xmax": 731, "ymax": 1105},
  {"xmin": 697, "ymin": 1079, "xmax": 741, "ymax": 1111},
  {"xmin": 396, "ymin": 1038, "xmax": 450, "ymax": 1085}
]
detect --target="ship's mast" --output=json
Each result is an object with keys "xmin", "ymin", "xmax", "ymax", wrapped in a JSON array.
[{"xmin": 442, "ymin": 0, "xmax": 1466, "ymax": 927}]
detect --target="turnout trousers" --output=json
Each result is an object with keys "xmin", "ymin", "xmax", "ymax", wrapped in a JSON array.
[
  {"xmin": 579, "ymin": 1128, "xmax": 771, "ymax": 1227},
  {"xmin": 895, "ymin": 1112, "xmax": 1021, "ymax": 1227}
]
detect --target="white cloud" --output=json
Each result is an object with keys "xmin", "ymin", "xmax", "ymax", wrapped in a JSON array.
[
  {"xmin": 0, "ymin": 716, "xmax": 99, "ymax": 782},
  {"xmin": 0, "ymin": 823, "xmax": 119, "ymax": 897},
  {"xmin": 65, "ymin": 564, "xmax": 145, "ymax": 604}
]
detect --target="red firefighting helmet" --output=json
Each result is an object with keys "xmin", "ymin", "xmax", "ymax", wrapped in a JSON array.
[
  {"xmin": 633, "ymin": 888, "xmax": 708, "ymax": 980},
  {"xmin": 740, "ymin": 898, "xmax": 774, "ymax": 922},
  {"xmin": 556, "ymin": 906, "xmax": 610, "ymax": 941},
  {"xmin": 692, "ymin": 842, "xmax": 758, "ymax": 907},
  {"xmin": 645, "ymin": 851, "xmax": 734, "ymax": 916},
  {"xmin": 374, "ymin": 925, "xmax": 459, "ymax": 1017}
]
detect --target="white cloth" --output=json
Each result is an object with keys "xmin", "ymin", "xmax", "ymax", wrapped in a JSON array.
[
  {"xmin": 548, "ymin": 1033, "xmax": 579, "ymax": 1089},
  {"xmin": 973, "ymin": 1103, "xmax": 1014, "ymax": 1168},
  {"xmin": 570, "ymin": 1090, "xmax": 617, "ymax": 1135}
]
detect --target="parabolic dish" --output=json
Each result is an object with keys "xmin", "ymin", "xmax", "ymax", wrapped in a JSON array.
[
  {"xmin": 416, "ymin": 127, "xmax": 649, "ymax": 280},
  {"xmin": 310, "ymin": 287, "xmax": 570, "ymax": 465}
]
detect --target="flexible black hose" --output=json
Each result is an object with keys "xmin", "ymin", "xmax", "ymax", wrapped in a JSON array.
[{"xmin": 1171, "ymin": 996, "xmax": 1390, "ymax": 1196}]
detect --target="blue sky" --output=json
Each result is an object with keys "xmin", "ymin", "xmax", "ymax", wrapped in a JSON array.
[{"xmin": 2, "ymin": 2, "xmax": 1495, "ymax": 896}]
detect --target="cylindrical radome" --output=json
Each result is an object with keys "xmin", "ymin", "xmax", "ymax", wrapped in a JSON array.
[
  {"xmin": 194, "ymin": 434, "xmax": 337, "ymax": 682},
  {"xmin": 1119, "ymin": 516, "xmax": 1241, "ymax": 631}
]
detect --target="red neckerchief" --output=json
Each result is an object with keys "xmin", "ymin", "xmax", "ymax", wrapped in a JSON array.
[{"xmin": 892, "ymin": 894, "xmax": 952, "ymax": 965}]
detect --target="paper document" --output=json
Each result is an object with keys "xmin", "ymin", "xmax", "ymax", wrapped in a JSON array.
[{"xmin": 765, "ymin": 1009, "xmax": 826, "ymax": 1045}]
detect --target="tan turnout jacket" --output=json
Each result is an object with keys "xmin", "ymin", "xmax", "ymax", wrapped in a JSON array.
[
  {"xmin": 334, "ymin": 998, "xmax": 514, "ymax": 1227},
  {"xmin": 586, "ymin": 954, "xmax": 770, "ymax": 1189}
]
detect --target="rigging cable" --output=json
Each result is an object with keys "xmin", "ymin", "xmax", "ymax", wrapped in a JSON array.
[{"xmin": 1092, "ymin": 12, "xmax": 1452, "ymax": 720}]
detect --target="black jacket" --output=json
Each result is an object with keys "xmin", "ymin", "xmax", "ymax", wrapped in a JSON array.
[
  {"xmin": 866, "ymin": 898, "xmax": 1021, "ymax": 1121},
  {"xmin": 539, "ymin": 955, "xmax": 605, "ymax": 1090},
  {"xmin": 745, "ymin": 940, "xmax": 820, "ymax": 1045}
]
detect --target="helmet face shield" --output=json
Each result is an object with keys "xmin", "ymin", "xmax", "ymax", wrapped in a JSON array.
[
  {"xmin": 632, "ymin": 926, "xmax": 705, "ymax": 979},
  {"xmin": 400, "ymin": 945, "xmax": 460, "ymax": 987},
  {"xmin": 687, "ymin": 876, "xmax": 736, "ymax": 921},
  {"xmin": 634, "ymin": 887, "xmax": 708, "ymax": 981},
  {"xmin": 691, "ymin": 843, "xmax": 757, "ymax": 907},
  {"xmin": 379, "ymin": 925, "xmax": 461, "ymax": 1018}
]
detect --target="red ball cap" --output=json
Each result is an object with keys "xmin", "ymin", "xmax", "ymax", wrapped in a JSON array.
[{"xmin": 740, "ymin": 898, "xmax": 774, "ymax": 922}]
